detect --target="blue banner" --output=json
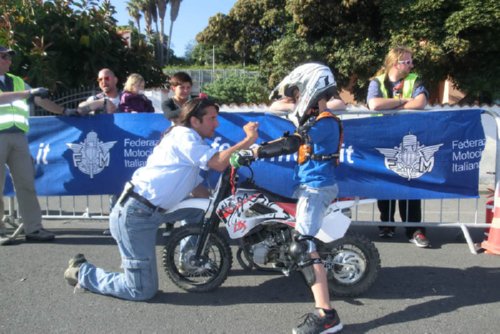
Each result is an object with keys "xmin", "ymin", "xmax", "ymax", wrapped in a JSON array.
[{"xmin": 3, "ymin": 109, "xmax": 485, "ymax": 199}]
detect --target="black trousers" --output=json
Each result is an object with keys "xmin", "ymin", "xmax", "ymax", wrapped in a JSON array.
[{"xmin": 377, "ymin": 199, "xmax": 424, "ymax": 238}]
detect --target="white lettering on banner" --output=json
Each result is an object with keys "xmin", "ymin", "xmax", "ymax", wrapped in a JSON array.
[
  {"xmin": 340, "ymin": 144, "xmax": 354, "ymax": 164},
  {"xmin": 66, "ymin": 131, "xmax": 117, "ymax": 178},
  {"xmin": 124, "ymin": 159, "xmax": 147, "ymax": 168},
  {"xmin": 376, "ymin": 134, "xmax": 443, "ymax": 180},
  {"xmin": 452, "ymin": 139, "xmax": 486, "ymax": 149},
  {"xmin": 36, "ymin": 143, "xmax": 50, "ymax": 165},
  {"xmin": 451, "ymin": 139, "xmax": 485, "ymax": 174},
  {"xmin": 124, "ymin": 148, "xmax": 153, "ymax": 157},
  {"xmin": 124, "ymin": 138, "xmax": 158, "ymax": 147},
  {"xmin": 123, "ymin": 137, "xmax": 158, "ymax": 168},
  {"xmin": 452, "ymin": 161, "xmax": 480, "ymax": 172},
  {"xmin": 452, "ymin": 150, "xmax": 483, "ymax": 160}
]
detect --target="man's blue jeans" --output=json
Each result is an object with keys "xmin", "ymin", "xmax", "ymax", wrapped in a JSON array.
[{"xmin": 78, "ymin": 197, "xmax": 204, "ymax": 301}]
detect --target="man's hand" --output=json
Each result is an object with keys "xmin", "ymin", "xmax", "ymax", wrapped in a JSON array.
[
  {"xmin": 243, "ymin": 121, "xmax": 259, "ymax": 142},
  {"xmin": 29, "ymin": 88, "xmax": 49, "ymax": 99},
  {"xmin": 230, "ymin": 150, "xmax": 255, "ymax": 168}
]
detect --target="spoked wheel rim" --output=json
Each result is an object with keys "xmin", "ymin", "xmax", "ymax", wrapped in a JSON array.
[
  {"xmin": 172, "ymin": 236, "xmax": 225, "ymax": 285},
  {"xmin": 323, "ymin": 244, "xmax": 367, "ymax": 285}
]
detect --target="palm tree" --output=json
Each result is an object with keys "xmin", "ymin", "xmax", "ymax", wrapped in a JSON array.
[
  {"xmin": 126, "ymin": 0, "xmax": 142, "ymax": 33},
  {"xmin": 166, "ymin": 0, "xmax": 182, "ymax": 64},
  {"xmin": 156, "ymin": 0, "xmax": 169, "ymax": 65},
  {"xmin": 138, "ymin": 0, "xmax": 153, "ymax": 38},
  {"xmin": 148, "ymin": 0, "xmax": 160, "ymax": 61}
]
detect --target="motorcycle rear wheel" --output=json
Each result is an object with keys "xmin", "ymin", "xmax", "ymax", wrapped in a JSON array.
[
  {"xmin": 162, "ymin": 225, "xmax": 232, "ymax": 292},
  {"xmin": 318, "ymin": 233, "xmax": 381, "ymax": 297}
]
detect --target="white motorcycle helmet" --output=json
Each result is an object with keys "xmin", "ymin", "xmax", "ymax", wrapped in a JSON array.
[{"xmin": 269, "ymin": 63, "xmax": 337, "ymax": 127}]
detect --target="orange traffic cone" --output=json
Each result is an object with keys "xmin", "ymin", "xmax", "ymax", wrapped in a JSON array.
[
  {"xmin": 482, "ymin": 182, "xmax": 500, "ymax": 255},
  {"xmin": 485, "ymin": 199, "xmax": 494, "ymax": 237}
]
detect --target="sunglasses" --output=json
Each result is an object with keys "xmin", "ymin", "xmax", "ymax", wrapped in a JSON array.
[
  {"xmin": 97, "ymin": 76, "xmax": 111, "ymax": 82},
  {"xmin": 398, "ymin": 59, "xmax": 413, "ymax": 65},
  {"xmin": 0, "ymin": 53, "xmax": 12, "ymax": 61}
]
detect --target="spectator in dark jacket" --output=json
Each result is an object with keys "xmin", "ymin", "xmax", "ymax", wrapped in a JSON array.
[{"xmin": 119, "ymin": 73, "xmax": 154, "ymax": 113}]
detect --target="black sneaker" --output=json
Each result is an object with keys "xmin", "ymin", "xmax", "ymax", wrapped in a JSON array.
[
  {"xmin": 379, "ymin": 227, "xmax": 395, "ymax": 238},
  {"xmin": 292, "ymin": 309, "xmax": 343, "ymax": 334},
  {"xmin": 25, "ymin": 228, "xmax": 55, "ymax": 242},
  {"xmin": 410, "ymin": 231, "xmax": 430, "ymax": 248}
]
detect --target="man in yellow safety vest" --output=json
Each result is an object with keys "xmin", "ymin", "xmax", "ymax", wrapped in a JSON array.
[{"xmin": 0, "ymin": 45, "xmax": 74, "ymax": 245}]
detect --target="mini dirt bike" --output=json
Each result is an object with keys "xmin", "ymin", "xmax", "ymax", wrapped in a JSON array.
[{"xmin": 162, "ymin": 163, "xmax": 381, "ymax": 297}]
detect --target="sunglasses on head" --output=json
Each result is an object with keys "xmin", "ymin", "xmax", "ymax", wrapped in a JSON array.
[
  {"xmin": 98, "ymin": 76, "xmax": 111, "ymax": 82},
  {"xmin": 398, "ymin": 59, "xmax": 412, "ymax": 65},
  {"xmin": 0, "ymin": 53, "xmax": 12, "ymax": 61},
  {"xmin": 192, "ymin": 97, "xmax": 220, "ymax": 115}
]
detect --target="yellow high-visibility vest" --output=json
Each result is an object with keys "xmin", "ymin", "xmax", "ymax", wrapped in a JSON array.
[
  {"xmin": 376, "ymin": 73, "xmax": 418, "ymax": 99},
  {"xmin": 0, "ymin": 73, "xmax": 29, "ymax": 132}
]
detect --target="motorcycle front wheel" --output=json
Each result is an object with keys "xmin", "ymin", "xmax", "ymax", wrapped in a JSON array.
[
  {"xmin": 162, "ymin": 225, "xmax": 232, "ymax": 292},
  {"xmin": 318, "ymin": 233, "xmax": 381, "ymax": 297}
]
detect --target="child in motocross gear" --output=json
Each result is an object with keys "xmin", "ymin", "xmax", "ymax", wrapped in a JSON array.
[{"xmin": 235, "ymin": 63, "xmax": 344, "ymax": 334}]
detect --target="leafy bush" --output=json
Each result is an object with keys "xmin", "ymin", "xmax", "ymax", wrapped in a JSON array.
[
  {"xmin": 0, "ymin": 0, "xmax": 166, "ymax": 92},
  {"xmin": 202, "ymin": 73, "xmax": 269, "ymax": 105}
]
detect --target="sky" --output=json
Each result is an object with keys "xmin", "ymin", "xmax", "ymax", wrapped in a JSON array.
[{"xmin": 109, "ymin": 0, "xmax": 237, "ymax": 57}]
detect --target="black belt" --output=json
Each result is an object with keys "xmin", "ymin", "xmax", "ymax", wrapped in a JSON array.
[{"xmin": 123, "ymin": 188, "xmax": 167, "ymax": 213}]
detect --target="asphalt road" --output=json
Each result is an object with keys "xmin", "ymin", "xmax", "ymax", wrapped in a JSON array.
[{"xmin": 1, "ymin": 220, "xmax": 499, "ymax": 334}]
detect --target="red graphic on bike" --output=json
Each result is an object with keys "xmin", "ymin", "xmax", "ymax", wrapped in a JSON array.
[{"xmin": 233, "ymin": 220, "xmax": 247, "ymax": 233}]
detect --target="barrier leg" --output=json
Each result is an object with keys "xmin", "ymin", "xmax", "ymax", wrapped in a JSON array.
[
  {"xmin": 459, "ymin": 224, "xmax": 479, "ymax": 255},
  {"xmin": 0, "ymin": 222, "xmax": 24, "ymax": 246}
]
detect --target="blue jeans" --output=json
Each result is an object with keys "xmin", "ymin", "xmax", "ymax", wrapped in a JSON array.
[
  {"xmin": 294, "ymin": 184, "xmax": 338, "ymax": 252},
  {"xmin": 78, "ymin": 197, "xmax": 204, "ymax": 301}
]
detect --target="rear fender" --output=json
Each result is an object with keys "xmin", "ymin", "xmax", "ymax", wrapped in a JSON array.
[{"xmin": 315, "ymin": 205, "xmax": 351, "ymax": 243}]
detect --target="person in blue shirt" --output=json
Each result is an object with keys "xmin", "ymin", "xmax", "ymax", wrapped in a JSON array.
[
  {"xmin": 63, "ymin": 97, "xmax": 259, "ymax": 301},
  {"xmin": 367, "ymin": 45, "xmax": 430, "ymax": 248},
  {"xmin": 235, "ymin": 63, "xmax": 345, "ymax": 334}
]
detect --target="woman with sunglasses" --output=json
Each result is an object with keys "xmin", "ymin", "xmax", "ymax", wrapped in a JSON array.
[
  {"xmin": 367, "ymin": 45, "xmax": 428, "ymax": 111},
  {"xmin": 64, "ymin": 97, "xmax": 259, "ymax": 301},
  {"xmin": 366, "ymin": 45, "xmax": 430, "ymax": 248}
]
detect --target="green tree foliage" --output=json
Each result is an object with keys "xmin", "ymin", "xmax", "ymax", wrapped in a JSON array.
[
  {"xmin": 443, "ymin": 0, "xmax": 500, "ymax": 102},
  {"xmin": 0, "ymin": 0, "xmax": 166, "ymax": 92},
  {"xmin": 196, "ymin": 0, "xmax": 500, "ymax": 103},
  {"xmin": 196, "ymin": 0, "xmax": 291, "ymax": 66},
  {"xmin": 202, "ymin": 73, "xmax": 269, "ymax": 105}
]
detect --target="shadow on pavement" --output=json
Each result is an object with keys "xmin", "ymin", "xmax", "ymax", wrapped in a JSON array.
[{"xmin": 345, "ymin": 265, "xmax": 500, "ymax": 332}]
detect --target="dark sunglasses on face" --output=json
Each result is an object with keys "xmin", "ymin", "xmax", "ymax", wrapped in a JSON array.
[
  {"xmin": 0, "ymin": 53, "xmax": 12, "ymax": 61},
  {"xmin": 98, "ymin": 76, "xmax": 110, "ymax": 82},
  {"xmin": 398, "ymin": 59, "xmax": 413, "ymax": 65}
]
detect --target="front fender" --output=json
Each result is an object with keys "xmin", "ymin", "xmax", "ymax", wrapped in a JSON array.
[{"xmin": 169, "ymin": 198, "xmax": 210, "ymax": 212}]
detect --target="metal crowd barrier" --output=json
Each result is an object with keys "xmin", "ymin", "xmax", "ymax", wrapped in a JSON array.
[{"xmin": 1, "ymin": 107, "xmax": 499, "ymax": 254}]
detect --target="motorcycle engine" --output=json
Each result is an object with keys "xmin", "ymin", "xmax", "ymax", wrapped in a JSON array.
[
  {"xmin": 252, "ymin": 240, "xmax": 272, "ymax": 265},
  {"xmin": 249, "ymin": 227, "xmax": 290, "ymax": 265}
]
